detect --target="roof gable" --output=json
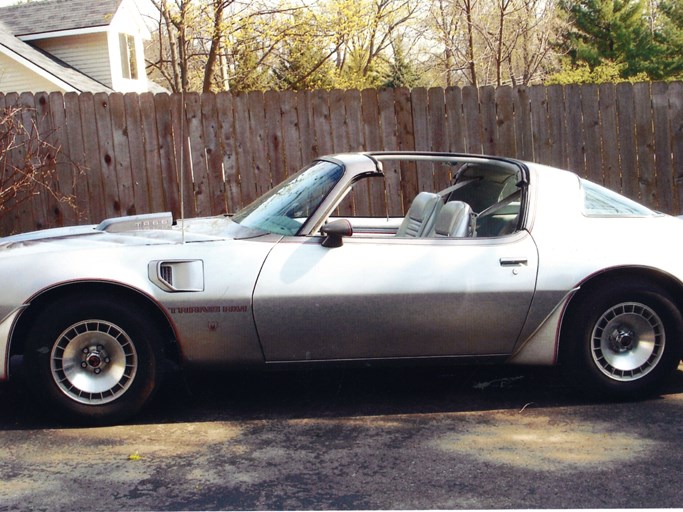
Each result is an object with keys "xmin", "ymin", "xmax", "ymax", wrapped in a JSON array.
[
  {"xmin": 0, "ymin": 0, "xmax": 124, "ymax": 38},
  {"xmin": 0, "ymin": 20, "xmax": 112, "ymax": 93}
]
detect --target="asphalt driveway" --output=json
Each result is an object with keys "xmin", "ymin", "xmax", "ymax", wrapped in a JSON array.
[{"xmin": 1, "ymin": 363, "xmax": 683, "ymax": 510}]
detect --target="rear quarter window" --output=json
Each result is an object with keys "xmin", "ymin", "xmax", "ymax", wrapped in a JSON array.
[{"xmin": 581, "ymin": 180, "xmax": 657, "ymax": 217}]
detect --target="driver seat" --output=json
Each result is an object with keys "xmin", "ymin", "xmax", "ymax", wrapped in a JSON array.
[{"xmin": 395, "ymin": 192, "xmax": 443, "ymax": 237}]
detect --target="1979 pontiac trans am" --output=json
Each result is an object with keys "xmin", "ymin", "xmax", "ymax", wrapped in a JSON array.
[{"xmin": 1, "ymin": 152, "xmax": 682, "ymax": 424}]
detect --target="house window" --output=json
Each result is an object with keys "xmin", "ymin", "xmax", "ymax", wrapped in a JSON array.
[{"xmin": 119, "ymin": 33, "xmax": 138, "ymax": 80}]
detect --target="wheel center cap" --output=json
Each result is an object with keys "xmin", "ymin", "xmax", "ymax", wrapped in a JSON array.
[
  {"xmin": 609, "ymin": 327, "xmax": 636, "ymax": 352},
  {"xmin": 81, "ymin": 345, "xmax": 110, "ymax": 371},
  {"xmin": 86, "ymin": 354, "xmax": 102, "ymax": 368}
]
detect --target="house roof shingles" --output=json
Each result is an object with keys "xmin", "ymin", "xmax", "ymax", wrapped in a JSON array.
[{"xmin": 0, "ymin": 0, "xmax": 123, "ymax": 37}]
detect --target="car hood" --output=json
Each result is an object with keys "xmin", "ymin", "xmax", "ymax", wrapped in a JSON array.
[{"xmin": 0, "ymin": 212, "xmax": 265, "ymax": 254}]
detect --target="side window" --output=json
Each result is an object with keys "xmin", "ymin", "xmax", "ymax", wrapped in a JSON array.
[
  {"xmin": 119, "ymin": 34, "xmax": 138, "ymax": 80},
  {"xmin": 326, "ymin": 176, "xmax": 398, "ymax": 236}
]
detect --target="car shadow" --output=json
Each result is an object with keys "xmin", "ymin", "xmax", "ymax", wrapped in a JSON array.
[{"xmin": 4, "ymin": 359, "xmax": 683, "ymax": 430}]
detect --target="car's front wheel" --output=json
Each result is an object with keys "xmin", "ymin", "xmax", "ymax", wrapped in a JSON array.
[
  {"xmin": 24, "ymin": 295, "xmax": 163, "ymax": 424},
  {"xmin": 564, "ymin": 281, "xmax": 683, "ymax": 398}
]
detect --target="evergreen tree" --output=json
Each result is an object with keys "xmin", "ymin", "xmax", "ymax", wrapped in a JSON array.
[
  {"xmin": 271, "ymin": 35, "xmax": 337, "ymax": 91},
  {"xmin": 560, "ymin": 0, "xmax": 657, "ymax": 79},
  {"xmin": 382, "ymin": 39, "xmax": 421, "ymax": 88},
  {"xmin": 658, "ymin": 0, "xmax": 683, "ymax": 78}
]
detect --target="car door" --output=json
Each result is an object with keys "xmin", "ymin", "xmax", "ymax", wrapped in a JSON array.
[{"xmin": 252, "ymin": 232, "xmax": 539, "ymax": 361}]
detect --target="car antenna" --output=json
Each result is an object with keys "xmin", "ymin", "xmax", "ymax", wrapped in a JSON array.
[{"xmin": 179, "ymin": 90, "xmax": 186, "ymax": 244}]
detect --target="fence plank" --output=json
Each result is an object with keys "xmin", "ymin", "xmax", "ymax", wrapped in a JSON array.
[
  {"xmin": 312, "ymin": 89, "xmax": 333, "ymax": 157},
  {"xmin": 529, "ymin": 86, "xmax": 549, "ymax": 164},
  {"xmin": 215, "ymin": 92, "xmax": 240, "ymax": 213},
  {"xmin": 564, "ymin": 84, "xmax": 585, "ymax": 177},
  {"xmin": 461, "ymin": 86, "xmax": 482, "ymax": 154},
  {"xmin": 17, "ymin": 92, "xmax": 42, "ymax": 232},
  {"xmin": 652, "ymin": 82, "xmax": 674, "ymax": 214},
  {"xmin": 62, "ymin": 92, "xmax": 91, "ymax": 224},
  {"xmin": 411, "ymin": 87, "xmax": 432, "ymax": 192},
  {"xmin": 177, "ymin": 93, "xmax": 197, "ymax": 216},
  {"xmin": 248, "ymin": 91, "xmax": 270, "ymax": 199},
  {"xmin": 395, "ymin": 87, "xmax": 418, "ymax": 205},
  {"xmin": 330, "ymin": 89, "xmax": 348, "ymax": 153},
  {"xmin": 480, "ymin": 86, "xmax": 497, "ymax": 155},
  {"xmin": 0, "ymin": 93, "xmax": 25, "ymax": 233},
  {"xmin": 123, "ymin": 93, "xmax": 150, "ymax": 215},
  {"xmin": 598, "ymin": 84, "xmax": 620, "ymax": 192},
  {"xmin": 39, "ymin": 92, "xmax": 68, "ymax": 228},
  {"xmin": 297, "ymin": 91, "xmax": 315, "ymax": 164},
  {"xmin": 109, "ymin": 93, "xmax": 135, "ymax": 216},
  {"xmin": 546, "ymin": 85, "xmax": 566, "ymax": 168},
  {"xmin": 182, "ymin": 92, "xmax": 208, "ymax": 215},
  {"xmin": 345, "ymin": 89, "xmax": 373, "ymax": 215},
  {"xmin": 153, "ymin": 93, "xmax": 180, "ymax": 218},
  {"xmin": 581, "ymin": 85, "xmax": 602, "ymax": 184},
  {"xmin": 138, "ymin": 92, "xmax": 165, "ymax": 214},
  {"xmin": 428, "ymin": 87, "xmax": 450, "ymax": 191},
  {"xmin": 616, "ymin": 83, "xmax": 638, "ymax": 200},
  {"xmin": 670, "ymin": 82, "xmax": 683, "ymax": 214},
  {"xmin": 634, "ymin": 82, "xmax": 657, "ymax": 208},
  {"xmin": 495, "ymin": 86, "xmax": 515, "ymax": 158},
  {"xmin": 232, "ymin": 92, "xmax": 254, "ymax": 205},
  {"xmin": 445, "ymin": 87, "xmax": 466, "ymax": 154},
  {"xmin": 361, "ymin": 88, "xmax": 387, "ymax": 216},
  {"xmin": 280, "ymin": 90, "xmax": 302, "ymax": 178},
  {"xmin": 513, "ymin": 87, "xmax": 533, "ymax": 161},
  {"xmin": 378, "ymin": 88, "xmax": 402, "ymax": 215},
  {"xmin": 201, "ymin": 92, "xmax": 228, "ymax": 214},
  {"xmin": 92, "ymin": 92, "xmax": 122, "ymax": 219},
  {"xmin": 93, "ymin": 93, "xmax": 125, "ymax": 217}
]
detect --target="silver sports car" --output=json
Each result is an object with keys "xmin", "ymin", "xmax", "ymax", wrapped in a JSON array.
[{"xmin": 1, "ymin": 152, "xmax": 682, "ymax": 424}]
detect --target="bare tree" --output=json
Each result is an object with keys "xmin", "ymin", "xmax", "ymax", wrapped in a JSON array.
[
  {"xmin": 424, "ymin": 0, "xmax": 560, "ymax": 87},
  {"xmin": 0, "ymin": 106, "xmax": 78, "ymax": 230}
]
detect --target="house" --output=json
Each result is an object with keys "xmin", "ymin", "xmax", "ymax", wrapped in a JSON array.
[{"xmin": 0, "ymin": 0, "xmax": 153, "ymax": 94}]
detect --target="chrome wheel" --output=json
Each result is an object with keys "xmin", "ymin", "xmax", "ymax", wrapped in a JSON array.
[
  {"xmin": 50, "ymin": 320, "xmax": 138, "ymax": 405},
  {"xmin": 591, "ymin": 302, "xmax": 664, "ymax": 382}
]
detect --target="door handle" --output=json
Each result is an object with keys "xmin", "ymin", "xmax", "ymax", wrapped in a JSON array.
[{"xmin": 500, "ymin": 257, "xmax": 528, "ymax": 267}]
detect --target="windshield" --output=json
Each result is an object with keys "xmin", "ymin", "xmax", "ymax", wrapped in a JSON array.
[
  {"xmin": 581, "ymin": 179, "xmax": 657, "ymax": 217},
  {"xmin": 232, "ymin": 160, "xmax": 344, "ymax": 235}
]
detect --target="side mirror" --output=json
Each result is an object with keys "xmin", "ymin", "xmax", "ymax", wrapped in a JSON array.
[{"xmin": 320, "ymin": 219, "xmax": 353, "ymax": 248}]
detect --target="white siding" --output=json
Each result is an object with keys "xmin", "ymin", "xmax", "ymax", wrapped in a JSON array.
[
  {"xmin": 0, "ymin": 52, "xmax": 67, "ymax": 93},
  {"xmin": 33, "ymin": 33, "xmax": 112, "ymax": 88}
]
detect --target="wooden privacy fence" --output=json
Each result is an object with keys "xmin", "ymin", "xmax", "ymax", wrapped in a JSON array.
[{"xmin": 1, "ymin": 81, "xmax": 682, "ymax": 236}]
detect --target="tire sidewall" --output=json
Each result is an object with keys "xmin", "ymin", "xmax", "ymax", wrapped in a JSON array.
[
  {"xmin": 566, "ymin": 282, "xmax": 683, "ymax": 398},
  {"xmin": 25, "ymin": 296, "xmax": 162, "ymax": 424}
]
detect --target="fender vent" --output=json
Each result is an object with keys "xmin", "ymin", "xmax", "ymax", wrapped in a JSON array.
[
  {"xmin": 149, "ymin": 260, "xmax": 204, "ymax": 292},
  {"xmin": 159, "ymin": 264, "xmax": 173, "ymax": 286}
]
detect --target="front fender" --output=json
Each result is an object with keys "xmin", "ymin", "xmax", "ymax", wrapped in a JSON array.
[{"xmin": 0, "ymin": 306, "xmax": 27, "ymax": 381}]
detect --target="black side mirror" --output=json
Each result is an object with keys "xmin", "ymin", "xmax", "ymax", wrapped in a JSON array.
[{"xmin": 320, "ymin": 219, "xmax": 353, "ymax": 248}]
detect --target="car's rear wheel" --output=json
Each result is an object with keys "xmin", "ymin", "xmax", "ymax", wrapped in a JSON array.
[
  {"xmin": 564, "ymin": 281, "xmax": 683, "ymax": 398},
  {"xmin": 24, "ymin": 295, "xmax": 163, "ymax": 424}
]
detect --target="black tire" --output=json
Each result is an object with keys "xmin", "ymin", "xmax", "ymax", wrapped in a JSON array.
[
  {"xmin": 24, "ymin": 295, "xmax": 163, "ymax": 425},
  {"xmin": 563, "ymin": 280, "xmax": 683, "ymax": 399}
]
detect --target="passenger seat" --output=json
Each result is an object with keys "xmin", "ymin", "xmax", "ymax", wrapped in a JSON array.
[{"xmin": 395, "ymin": 192, "xmax": 443, "ymax": 237}]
